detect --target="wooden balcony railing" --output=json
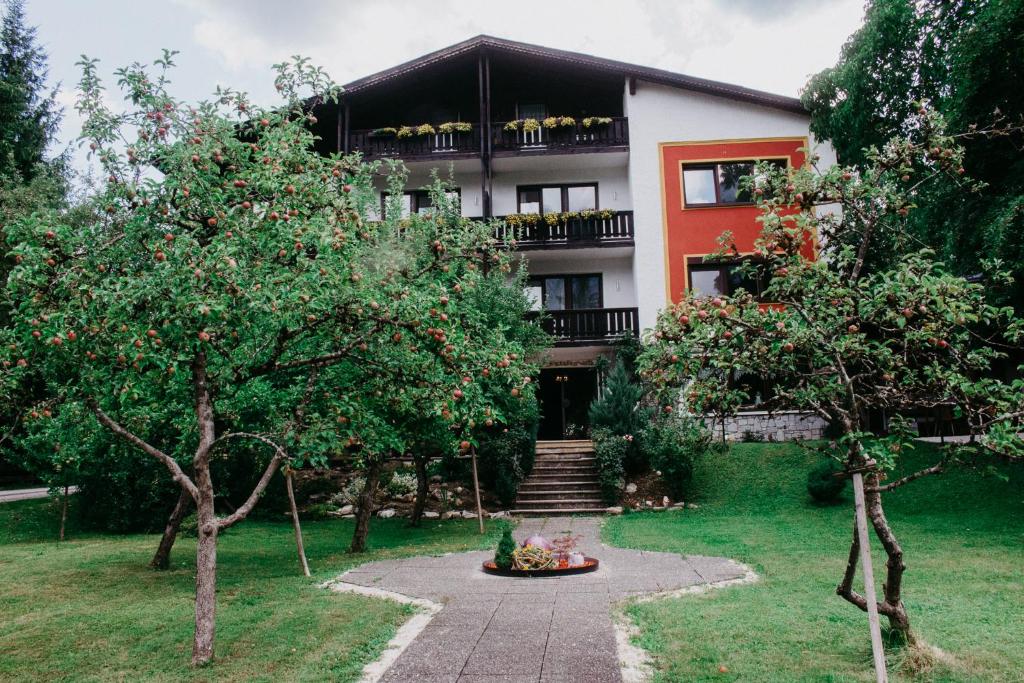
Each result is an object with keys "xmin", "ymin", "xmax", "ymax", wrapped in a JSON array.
[
  {"xmin": 493, "ymin": 210, "xmax": 634, "ymax": 248},
  {"xmin": 492, "ymin": 117, "xmax": 628, "ymax": 153},
  {"xmin": 535, "ymin": 307, "xmax": 639, "ymax": 345},
  {"xmin": 349, "ymin": 125, "xmax": 481, "ymax": 159}
]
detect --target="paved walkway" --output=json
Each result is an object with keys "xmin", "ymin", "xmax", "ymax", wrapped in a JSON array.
[
  {"xmin": 327, "ymin": 517, "xmax": 748, "ymax": 682},
  {"xmin": 0, "ymin": 486, "xmax": 75, "ymax": 504}
]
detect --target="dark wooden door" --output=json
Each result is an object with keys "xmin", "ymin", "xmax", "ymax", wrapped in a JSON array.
[{"xmin": 537, "ymin": 368, "xmax": 598, "ymax": 440}]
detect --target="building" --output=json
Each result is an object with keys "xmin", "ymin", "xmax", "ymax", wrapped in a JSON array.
[{"xmin": 311, "ymin": 35, "xmax": 835, "ymax": 441}]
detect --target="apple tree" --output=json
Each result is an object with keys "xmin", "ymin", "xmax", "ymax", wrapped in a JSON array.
[
  {"xmin": 639, "ymin": 107, "xmax": 1023, "ymax": 643},
  {"xmin": 0, "ymin": 53, "xmax": 539, "ymax": 666}
]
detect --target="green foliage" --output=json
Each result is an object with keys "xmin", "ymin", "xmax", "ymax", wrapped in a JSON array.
[
  {"xmin": 640, "ymin": 416, "xmax": 710, "ymax": 500},
  {"xmin": 0, "ymin": 0, "xmax": 61, "ymax": 182},
  {"xmin": 806, "ymin": 459, "xmax": 846, "ymax": 503},
  {"xmin": 592, "ymin": 427, "xmax": 627, "ymax": 504},
  {"xmin": 803, "ymin": 0, "xmax": 1024, "ymax": 310},
  {"xmin": 476, "ymin": 398, "xmax": 539, "ymax": 506},
  {"xmin": 0, "ymin": 502, "xmax": 507, "ymax": 679},
  {"xmin": 0, "ymin": 53, "xmax": 544, "ymax": 532},
  {"xmin": 493, "ymin": 527, "xmax": 515, "ymax": 570},
  {"xmin": 640, "ymin": 111, "xmax": 1024, "ymax": 475},
  {"xmin": 588, "ymin": 359, "xmax": 649, "ymax": 473},
  {"xmin": 606, "ymin": 441, "xmax": 1024, "ymax": 680}
]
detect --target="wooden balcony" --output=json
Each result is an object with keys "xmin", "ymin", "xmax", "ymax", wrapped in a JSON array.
[
  {"xmin": 349, "ymin": 125, "xmax": 481, "ymax": 160},
  {"xmin": 492, "ymin": 117, "xmax": 628, "ymax": 155},
  {"xmin": 493, "ymin": 210, "xmax": 634, "ymax": 249},
  {"xmin": 346, "ymin": 118, "xmax": 628, "ymax": 161},
  {"xmin": 536, "ymin": 307, "xmax": 639, "ymax": 346}
]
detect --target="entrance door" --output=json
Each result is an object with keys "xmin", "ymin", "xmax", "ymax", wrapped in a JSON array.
[{"xmin": 538, "ymin": 368, "xmax": 598, "ymax": 440}]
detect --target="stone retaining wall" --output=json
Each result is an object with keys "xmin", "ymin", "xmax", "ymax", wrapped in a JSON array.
[{"xmin": 702, "ymin": 411, "xmax": 828, "ymax": 441}]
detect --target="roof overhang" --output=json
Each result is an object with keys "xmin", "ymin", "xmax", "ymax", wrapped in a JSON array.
[{"xmin": 338, "ymin": 34, "xmax": 806, "ymax": 115}]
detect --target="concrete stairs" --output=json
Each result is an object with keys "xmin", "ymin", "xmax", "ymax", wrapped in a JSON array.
[{"xmin": 511, "ymin": 440, "xmax": 607, "ymax": 516}]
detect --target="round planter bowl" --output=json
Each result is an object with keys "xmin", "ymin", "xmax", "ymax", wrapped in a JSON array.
[{"xmin": 482, "ymin": 557, "xmax": 599, "ymax": 577}]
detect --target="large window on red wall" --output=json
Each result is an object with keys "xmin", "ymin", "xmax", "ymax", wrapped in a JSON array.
[
  {"xmin": 682, "ymin": 159, "xmax": 785, "ymax": 207},
  {"xmin": 688, "ymin": 257, "xmax": 773, "ymax": 299}
]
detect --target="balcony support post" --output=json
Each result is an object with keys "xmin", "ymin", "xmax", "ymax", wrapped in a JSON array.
[
  {"xmin": 342, "ymin": 103, "xmax": 350, "ymax": 154},
  {"xmin": 478, "ymin": 51, "xmax": 492, "ymax": 219}
]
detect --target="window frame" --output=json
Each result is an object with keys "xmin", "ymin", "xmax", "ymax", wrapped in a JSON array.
[
  {"xmin": 686, "ymin": 256, "xmax": 774, "ymax": 301},
  {"xmin": 680, "ymin": 158, "xmax": 788, "ymax": 208},
  {"xmin": 516, "ymin": 183, "xmax": 599, "ymax": 214},
  {"xmin": 381, "ymin": 188, "xmax": 461, "ymax": 218},
  {"xmin": 526, "ymin": 273, "xmax": 604, "ymax": 311}
]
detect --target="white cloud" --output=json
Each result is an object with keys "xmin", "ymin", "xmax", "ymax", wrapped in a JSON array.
[{"xmin": 171, "ymin": 0, "xmax": 863, "ymax": 97}]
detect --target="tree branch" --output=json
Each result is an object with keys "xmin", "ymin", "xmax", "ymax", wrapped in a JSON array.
[
  {"xmin": 213, "ymin": 432, "xmax": 288, "ymax": 530},
  {"xmin": 88, "ymin": 398, "xmax": 199, "ymax": 500}
]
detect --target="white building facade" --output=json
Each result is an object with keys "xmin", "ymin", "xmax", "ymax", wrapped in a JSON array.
[{"xmin": 314, "ymin": 36, "xmax": 835, "ymax": 440}]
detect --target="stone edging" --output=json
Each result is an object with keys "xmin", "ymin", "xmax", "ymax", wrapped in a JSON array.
[
  {"xmin": 321, "ymin": 576, "xmax": 443, "ymax": 683},
  {"xmin": 612, "ymin": 562, "xmax": 760, "ymax": 682}
]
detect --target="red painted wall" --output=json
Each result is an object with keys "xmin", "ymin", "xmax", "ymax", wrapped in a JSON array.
[{"xmin": 660, "ymin": 138, "xmax": 808, "ymax": 302}]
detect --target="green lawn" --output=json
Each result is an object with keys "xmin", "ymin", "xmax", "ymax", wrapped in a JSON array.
[
  {"xmin": 0, "ymin": 499, "xmax": 505, "ymax": 682},
  {"xmin": 605, "ymin": 442, "xmax": 1024, "ymax": 682}
]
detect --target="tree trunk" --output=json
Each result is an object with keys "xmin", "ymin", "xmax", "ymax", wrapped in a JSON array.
[
  {"xmin": 285, "ymin": 469, "xmax": 311, "ymax": 577},
  {"xmin": 191, "ymin": 468, "xmax": 218, "ymax": 666},
  {"xmin": 151, "ymin": 487, "xmax": 192, "ymax": 570},
  {"xmin": 58, "ymin": 484, "xmax": 69, "ymax": 542},
  {"xmin": 350, "ymin": 459, "xmax": 381, "ymax": 553},
  {"xmin": 865, "ymin": 474, "xmax": 914, "ymax": 643},
  {"xmin": 410, "ymin": 455, "xmax": 428, "ymax": 527}
]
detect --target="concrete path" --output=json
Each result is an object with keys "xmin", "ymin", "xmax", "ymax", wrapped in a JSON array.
[
  {"xmin": 0, "ymin": 486, "xmax": 75, "ymax": 504},
  {"xmin": 327, "ymin": 516, "xmax": 749, "ymax": 683}
]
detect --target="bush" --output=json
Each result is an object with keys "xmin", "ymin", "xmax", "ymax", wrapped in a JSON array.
[
  {"xmin": 494, "ymin": 528, "xmax": 516, "ymax": 570},
  {"xmin": 385, "ymin": 471, "xmax": 417, "ymax": 497},
  {"xmin": 588, "ymin": 359, "xmax": 650, "ymax": 474},
  {"xmin": 641, "ymin": 416, "xmax": 711, "ymax": 500},
  {"xmin": 592, "ymin": 427, "xmax": 627, "ymax": 505},
  {"xmin": 807, "ymin": 460, "xmax": 846, "ymax": 502},
  {"xmin": 476, "ymin": 401, "xmax": 539, "ymax": 506}
]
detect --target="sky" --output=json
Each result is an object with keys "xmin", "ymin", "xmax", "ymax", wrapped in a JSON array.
[{"xmin": 23, "ymin": 0, "xmax": 866, "ymax": 172}]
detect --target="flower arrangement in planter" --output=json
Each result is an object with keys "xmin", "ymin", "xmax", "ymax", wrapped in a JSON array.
[
  {"xmin": 511, "ymin": 543, "xmax": 557, "ymax": 570},
  {"xmin": 438, "ymin": 121, "xmax": 473, "ymax": 134},
  {"xmin": 503, "ymin": 118, "xmax": 540, "ymax": 133},
  {"xmin": 395, "ymin": 124, "xmax": 437, "ymax": 139},
  {"xmin": 369, "ymin": 127, "xmax": 398, "ymax": 138},
  {"xmin": 504, "ymin": 209, "xmax": 616, "ymax": 229},
  {"xmin": 582, "ymin": 116, "xmax": 613, "ymax": 128},
  {"xmin": 542, "ymin": 115, "xmax": 576, "ymax": 129},
  {"xmin": 483, "ymin": 532, "xmax": 599, "ymax": 575}
]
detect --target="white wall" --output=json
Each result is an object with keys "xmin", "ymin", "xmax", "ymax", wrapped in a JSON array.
[
  {"xmin": 490, "ymin": 166, "xmax": 631, "ymax": 216},
  {"xmin": 522, "ymin": 254, "xmax": 636, "ymax": 309},
  {"xmin": 624, "ymin": 80, "xmax": 837, "ymax": 331}
]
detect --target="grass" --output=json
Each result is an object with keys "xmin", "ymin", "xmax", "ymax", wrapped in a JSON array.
[
  {"xmin": 604, "ymin": 442, "xmax": 1024, "ymax": 682},
  {"xmin": 0, "ymin": 498, "xmax": 506, "ymax": 682}
]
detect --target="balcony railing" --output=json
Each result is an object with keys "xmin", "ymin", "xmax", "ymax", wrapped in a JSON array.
[
  {"xmin": 493, "ymin": 210, "xmax": 634, "ymax": 248},
  {"xmin": 536, "ymin": 307, "xmax": 639, "ymax": 346},
  {"xmin": 347, "ymin": 118, "xmax": 628, "ymax": 160},
  {"xmin": 349, "ymin": 125, "xmax": 481, "ymax": 159},
  {"xmin": 492, "ymin": 117, "xmax": 628, "ymax": 154}
]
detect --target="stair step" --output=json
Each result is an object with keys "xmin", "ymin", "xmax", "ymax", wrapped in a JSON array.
[
  {"xmin": 534, "ymin": 456, "xmax": 596, "ymax": 463},
  {"xmin": 517, "ymin": 491, "xmax": 603, "ymax": 501},
  {"xmin": 520, "ymin": 483, "xmax": 598, "ymax": 489},
  {"xmin": 523, "ymin": 475, "xmax": 599, "ymax": 483},
  {"xmin": 509, "ymin": 507, "xmax": 609, "ymax": 516}
]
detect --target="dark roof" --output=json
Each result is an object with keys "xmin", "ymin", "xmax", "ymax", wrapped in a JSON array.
[{"xmin": 341, "ymin": 35, "xmax": 806, "ymax": 114}]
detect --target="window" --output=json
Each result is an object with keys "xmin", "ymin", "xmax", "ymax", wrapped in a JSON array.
[
  {"xmin": 687, "ymin": 258, "xmax": 773, "ymax": 299},
  {"xmin": 517, "ymin": 184, "xmax": 597, "ymax": 214},
  {"xmin": 517, "ymin": 103, "xmax": 547, "ymax": 120},
  {"xmin": 681, "ymin": 159, "xmax": 786, "ymax": 207},
  {"xmin": 381, "ymin": 189, "xmax": 460, "ymax": 218},
  {"xmin": 526, "ymin": 274, "xmax": 602, "ymax": 311}
]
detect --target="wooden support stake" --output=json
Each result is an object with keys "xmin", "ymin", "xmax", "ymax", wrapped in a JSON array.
[
  {"xmin": 470, "ymin": 446, "xmax": 484, "ymax": 534},
  {"xmin": 285, "ymin": 467, "xmax": 311, "ymax": 577},
  {"xmin": 852, "ymin": 471, "xmax": 888, "ymax": 683}
]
